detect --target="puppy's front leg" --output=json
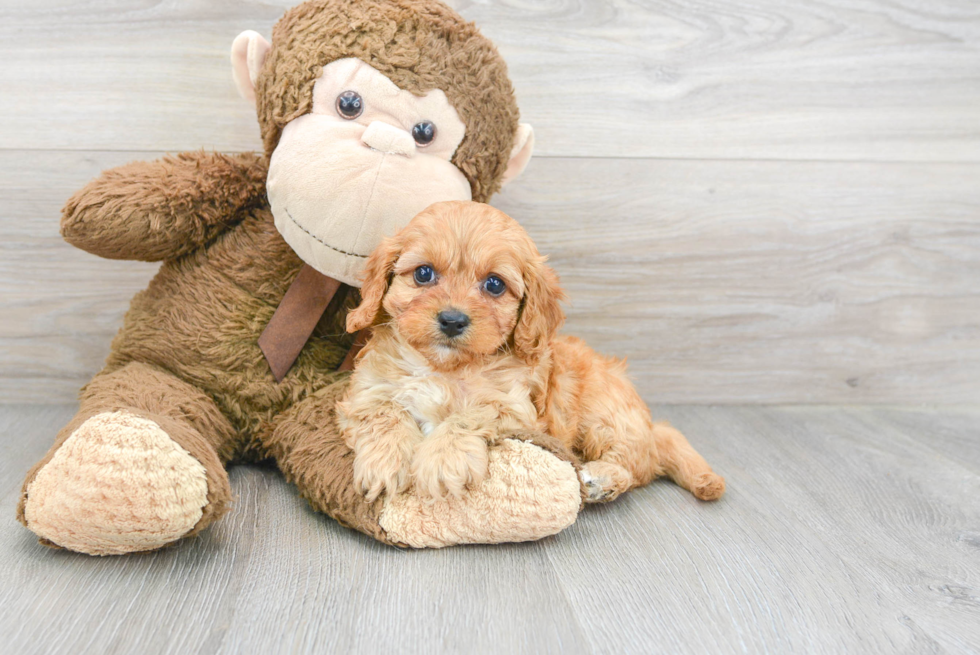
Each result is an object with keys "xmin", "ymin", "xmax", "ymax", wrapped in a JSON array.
[
  {"xmin": 341, "ymin": 401, "xmax": 423, "ymax": 503},
  {"xmin": 411, "ymin": 408, "xmax": 495, "ymax": 500}
]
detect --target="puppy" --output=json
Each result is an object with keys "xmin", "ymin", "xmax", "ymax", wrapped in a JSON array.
[{"xmin": 337, "ymin": 200, "xmax": 725, "ymax": 504}]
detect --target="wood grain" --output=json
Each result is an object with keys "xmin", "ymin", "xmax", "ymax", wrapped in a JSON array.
[
  {"xmin": 3, "ymin": 1, "xmax": 978, "ymax": 651},
  {"xmin": 867, "ymin": 406, "xmax": 980, "ymax": 474},
  {"xmin": 0, "ymin": 150, "xmax": 162, "ymax": 403},
  {"xmin": 3, "ymin": 149, "xmax": 977, "ymax": 404},
  {"xmin": 686, "ymin": 404, "xmax": 980, "ymax": 654},
  {"xmin": 2, "ymin": 404, "xmax": 978, "ymax": 654},
  {"xmin": 0, "ymin": 0, "xmax": 977, "ymax": 160},
  {"xmin": 500, "ymin": 156, "xmax": 980, "ymax": 404}
]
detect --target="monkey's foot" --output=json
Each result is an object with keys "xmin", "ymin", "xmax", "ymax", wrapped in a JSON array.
[
  {"xmin": 23, "ymin": 411, "xmax": 210, "ymax": 556},
  {"xmin": 379, "ymin": 437, "xmax": 582, "ymax": 548}
]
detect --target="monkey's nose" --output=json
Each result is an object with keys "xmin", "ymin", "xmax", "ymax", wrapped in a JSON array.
[
  {"xmin": 437, "ymin": 310, "xmax": 470, "ymax": 338},
  {"xmin": 361, "ymin": 121, "xmax": 416, "ymax": 157}
]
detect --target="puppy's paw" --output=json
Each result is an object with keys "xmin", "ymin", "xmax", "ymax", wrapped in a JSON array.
[
  {"xmin": 692, "ymin": 471, "xmax": 726, "ymax": 501},
  {"xmin": 580, "ymin": 461, "xmax": 633, "ymax": 503},
  {"xmin": 579, "ymin": 468, "xmax": 608, "ymax": 502},
  {"xmin": 352, "ymin": 438, "xmax": 413, "ymax": 503},
  {"xmin": 412, "ymin": 434, "xmax": 489, "ymax": 501}
]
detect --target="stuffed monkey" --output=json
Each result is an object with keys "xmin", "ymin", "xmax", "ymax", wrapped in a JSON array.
[{"xmin": 17, "ymin": 0, "xmax": 583, "ymax": 555}]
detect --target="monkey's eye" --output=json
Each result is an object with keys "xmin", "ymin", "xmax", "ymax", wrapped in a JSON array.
[
  {"xmin": 412, "ymin": 121, "xmax": 436, "ymax": 146},
  {"xmin": 414, "ymin": 265, "xmax": 436, "ymax": 285},
  {"xmin": 336, "ymin": 91, "xmax": 363, "ymax": 119},
  {"xmin": 483, "ymin": 275, "xmax": 506, "ymax": 297}
]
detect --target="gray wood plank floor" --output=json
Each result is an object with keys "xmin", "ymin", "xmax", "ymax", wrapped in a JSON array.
[
  {"xmin": 2, "ymin": 403, "xmax": 978, "ymax": 654},
  {"xmin": 2, "ymin": 1, "xmax": 978, "ymax": 652}
]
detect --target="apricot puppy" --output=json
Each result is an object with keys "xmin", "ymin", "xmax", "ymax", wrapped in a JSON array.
[{"xmin": 338, "ymin": 200, "xmax": 725, "ymax": 503}]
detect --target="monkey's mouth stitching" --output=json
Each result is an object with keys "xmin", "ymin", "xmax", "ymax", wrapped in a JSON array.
[{"xmin": 284, "ymin": 208, "xmax": 369, "ymax": 259}]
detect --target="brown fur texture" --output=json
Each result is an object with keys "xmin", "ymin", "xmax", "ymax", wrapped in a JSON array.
[
  {"xmin": 267, "ymin": 381, "xmax": 391, "ymax": 544},
  {"xmin": 19, "ymin": 362, "xmax": 236, "ymax": 547},
  {"xmin": 18, "ymin": 0, "xmax": 577, "ymax": 553},
  {"xmin": 256, "ymin": 0, "xmax": 520, "ymax": 202},
  {"xmin": 341, "ymin": 201, "xmax": 726, "ymax": 503},
  {"xmin": 62, "ymin": 151, "xmax": 269, "ymax": 262}
]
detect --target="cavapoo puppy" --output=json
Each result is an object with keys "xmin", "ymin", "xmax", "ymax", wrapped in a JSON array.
[{"xmin": 338, "ymin": 200, "xmax": 725, "ymax": 504}]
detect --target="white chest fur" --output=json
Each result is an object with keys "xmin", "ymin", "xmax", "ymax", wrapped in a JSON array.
[
  {"xmin": 392, "ymin": 375, "xmax": 451, "ymax": 436},
  {"xmin": 388, "ymin": 357, "xmax": 540, "ymax": 438}
]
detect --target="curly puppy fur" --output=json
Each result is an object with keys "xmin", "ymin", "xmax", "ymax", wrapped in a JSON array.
[{"xmin": 339, "ymin": 201, "xmax": 726, "ymax": 503}]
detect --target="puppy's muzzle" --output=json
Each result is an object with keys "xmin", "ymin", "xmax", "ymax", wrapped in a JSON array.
[{"xmin": 437, "ymin": 309, "xmax": 470, "ymax": 338}]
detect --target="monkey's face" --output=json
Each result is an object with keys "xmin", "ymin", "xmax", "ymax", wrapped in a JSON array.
[{"xmin": 266, "ymin": 58, "xmax": 472, "ymax": 286}]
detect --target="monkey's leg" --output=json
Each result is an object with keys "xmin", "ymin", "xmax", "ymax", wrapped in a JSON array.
[
  {"xmin": 267, "ymin": 378, "xmax": 584, "ymax": 548},
  {"xmin": 18, "ymin": 362, "xmax": 237, "ymax": 555}
]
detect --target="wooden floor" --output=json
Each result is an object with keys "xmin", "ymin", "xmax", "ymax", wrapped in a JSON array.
[
  {"xmin": 2, "ymin": 0, "xmax": 979, "ymax": 653},
  {"xmin": 2, "ymin": 403, "xmax": 978, "ymax": 654}
]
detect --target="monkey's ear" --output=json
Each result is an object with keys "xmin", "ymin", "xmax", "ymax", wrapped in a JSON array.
[
  {"xmin": 231, "ymin": 30, "xmax": 272, "ymax": 103},
  {"xmin": 346, "ymin": 236, "xmax": 402, "ymax": 333},
  {"xmin": 500, "ymin": 124, "xmax": 535, "ymax": 187}
]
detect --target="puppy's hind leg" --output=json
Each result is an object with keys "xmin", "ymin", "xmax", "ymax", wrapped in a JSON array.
[
  {"xmin": 651, "ymin": 422, "xmax": 725, "ymax": 501},
  {"xmin": 560, "ymin": 344, "xmax": 725, "ymax": 502},
  {"xmin": 578, "ymin": 416, "xmax": 651, "ymax": 503},
  {"xmin": 579, "ymin": 416, "xmax": 725, "ymax": 503}
]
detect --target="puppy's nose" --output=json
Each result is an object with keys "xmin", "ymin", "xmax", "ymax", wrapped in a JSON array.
[{"xmin": 437, "ymin": 310, "xmax": 470, "ymax": 338}]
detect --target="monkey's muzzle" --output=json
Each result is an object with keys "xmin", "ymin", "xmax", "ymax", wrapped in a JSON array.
[{"xmin": 267, "ymin": 116, "xmax": 471, "ymax": 287}]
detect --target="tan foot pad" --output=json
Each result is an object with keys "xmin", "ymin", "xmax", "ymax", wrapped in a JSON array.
[
  {"xmin": 379, "ymin": 438, "xmax": 581, "ymax": 548},
  {"xmin": 24, "ymin": 411, "xmax": 209, "ymax": 556}
]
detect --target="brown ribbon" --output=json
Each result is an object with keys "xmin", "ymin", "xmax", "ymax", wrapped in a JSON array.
[
  {"xmin": 259, "ymin": 264, "xmax": 342, "ymax": 382},
  {"xmin": 338, "ymin": 328, "xmax": 369, "ymax": 372}
]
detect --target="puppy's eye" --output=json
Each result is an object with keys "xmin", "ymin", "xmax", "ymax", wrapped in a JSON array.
[
  {"xmin": 336, "ymin": 91, "xmax": 363, "ymax": 119},
  {"xmin": 414, "ymin": 265, "xmax": 435, "ymax": 285},
  {"xmin": 412, "ymin": 120, "xmax": 436, "ymax": 146},
  {"xmin": 483, "ymin": 275, "xmax": 506, "ymax": 297}
]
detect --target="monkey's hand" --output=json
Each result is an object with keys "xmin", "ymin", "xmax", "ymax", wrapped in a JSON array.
[{"xmin": 60, "ymin": 151, "xmax": 268, "ymax": 262}]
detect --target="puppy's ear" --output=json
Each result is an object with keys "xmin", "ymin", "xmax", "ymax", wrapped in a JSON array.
[
  {"xmin": 513, "ymin": 258, "xmax": 566, "ymax": 364},
  {"xmin": 346, "ymin": 236, "xmax": 401, "ymax": 333}
]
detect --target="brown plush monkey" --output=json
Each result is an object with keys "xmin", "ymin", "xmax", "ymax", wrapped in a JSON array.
[{"xmin": 16, "ymin": 0, "xmax": 583, "ymax": 555}]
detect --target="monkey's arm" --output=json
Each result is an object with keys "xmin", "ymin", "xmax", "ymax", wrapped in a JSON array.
[
  {"xmin": 60, "ymin": 151, "xmax": 268, "ymax": 261},
  {"xmin": 267, "ymin": 377, "xmax": 584, "ymax": 548}
]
